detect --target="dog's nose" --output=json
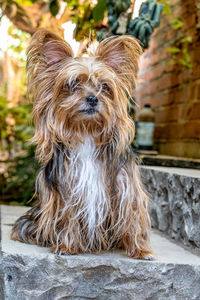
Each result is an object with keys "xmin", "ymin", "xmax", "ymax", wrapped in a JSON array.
[{"xmin": 86, "ymin": 96, "xmax": 98, "ymax": 107}]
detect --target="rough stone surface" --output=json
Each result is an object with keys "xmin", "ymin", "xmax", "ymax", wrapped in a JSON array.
[
  {"xmin": 1, "ymin": 205, "xmax": 200, "ymax": 300},
  {"xmin": 142, "ymin": 166, "xmax": 200, "ymax": 248}
]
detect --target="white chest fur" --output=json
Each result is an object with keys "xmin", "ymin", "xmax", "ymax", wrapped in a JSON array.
[{"xmin": 67, "ymin": 138, "xmax": 109, "ymax": 246}]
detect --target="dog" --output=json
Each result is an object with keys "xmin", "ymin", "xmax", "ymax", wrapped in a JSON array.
[{"xmin": 11, "ymin": 29, "xmax": 153, "ymax": 259}]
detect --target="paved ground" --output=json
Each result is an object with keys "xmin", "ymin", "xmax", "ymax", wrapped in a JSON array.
[
  {"xmin": 1, "ymin": 205, "xmax": 200, "ymax": 300},
  {"xmin": 1, "ymin": 204, "xmax": 200, "ymax": 264}
]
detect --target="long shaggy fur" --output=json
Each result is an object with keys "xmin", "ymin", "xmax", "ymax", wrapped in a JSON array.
[{"xmin": 11, "ymin": 29, "xmax": 153, "ymax": 258}]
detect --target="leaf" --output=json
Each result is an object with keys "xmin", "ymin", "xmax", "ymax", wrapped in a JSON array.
[
  {"xmin": 92, "ymin": 0, "xmax": 107, "ymax": 23},
  {"xmin": 180, "ymin": 36, "xmax": 192, "ymax": 43},
  {"xmin": 182, "ymin": 49, "xmax": 191, "ymax": 62},
  {"xmin": 15, "ymin": 0, "xmax": 33, "ymax": 5},
  {"xmin": 171, "ymin": 18, "xmax": 183, "ymax": 30},
  {"xmin": 157, "ymin": 0, "xmax": 171, "ymax": 15},
  {"xmin": 49, "ymin": 0, "xmax": 60, "ymax": 17},
  {"xmin": 167, "ymin": 47, "xmax": 180, "ymax": 53},
  {"xmin": 178, "ymin": 58, "xmax": 192, "ymax": 68}
]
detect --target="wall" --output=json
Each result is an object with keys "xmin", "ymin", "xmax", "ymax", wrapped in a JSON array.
[{"xmin": 136, "ymin": 0, "xmax": 200, "ymax": 158}]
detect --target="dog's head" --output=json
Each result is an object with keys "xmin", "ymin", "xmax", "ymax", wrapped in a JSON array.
[{"xmin": 27, "ymin": 29, "xmax": 142, "ymax": 150}]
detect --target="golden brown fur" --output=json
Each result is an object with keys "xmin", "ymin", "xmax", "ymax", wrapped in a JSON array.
[{"xmin": 11, "ymin": 29, "xmax": 153, "ymax": 259}]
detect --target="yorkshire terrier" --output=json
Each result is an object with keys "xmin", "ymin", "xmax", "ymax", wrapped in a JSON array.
[{"xmin": 11, "ymin": 29, "xmax": 153, "ymax": 259}]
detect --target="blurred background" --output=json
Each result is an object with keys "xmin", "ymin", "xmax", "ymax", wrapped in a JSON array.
[{"xmin": 0, "ymin": 0, "xmax": 200, "ymax": 206}]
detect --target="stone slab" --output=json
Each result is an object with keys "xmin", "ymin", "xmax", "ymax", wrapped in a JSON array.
[
  {"xmin": 141, "ymin": 166, "xmax": 200, "ymax": 249},
  {"xmin": 1, "ymin": 205, "xmax": 200, "ymax": 300}
]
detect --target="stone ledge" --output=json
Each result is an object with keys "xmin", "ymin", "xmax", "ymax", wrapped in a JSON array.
[
  {"xmin": 141, "ymin": 166, "xmax": 200, "ymax": 248},
  {"xmin": 1, "ymin": 205, "xmax": 200, "ymax": 300}
]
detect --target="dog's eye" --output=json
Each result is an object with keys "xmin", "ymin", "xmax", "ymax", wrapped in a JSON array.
[
  {"xmin": 64, "ymin": 79, "xmax": 80, "ymax": 92},
  {"xmin": 102, "ymin": 83, "xmax": 108, "ymax": 91}
]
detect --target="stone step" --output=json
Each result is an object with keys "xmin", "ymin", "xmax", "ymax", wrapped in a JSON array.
[
  {"xmin": 141, "ymin": 166, "xmax": 200, "ymax": 249},
  {"xmin": 1, "ymin": 205, "xmax": 200, "ymax": 300}
]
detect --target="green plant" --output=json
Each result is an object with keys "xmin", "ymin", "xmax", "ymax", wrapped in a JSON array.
[
  {"xmin": 158, "ymin": 1, "xmax": 193, "ymax": 68},
  {"xmin": 167, "ymin": 35, "xmax": 192, "ymax": 68},
  {"xmin": 167, "ymin": 18, "xmax": 193, "ymax": 69},
  {"xmin": 0, "ymin": 94, "xmax": 39, "ymax": 205},
  {"xmin": 1, "ymin": 145, "xmax": 39, "ymax": 205}
]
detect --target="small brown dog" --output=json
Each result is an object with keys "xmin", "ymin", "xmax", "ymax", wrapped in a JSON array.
[{"xmin": 11, "ymin": 29, "xmax": 153, "ymax": 259}]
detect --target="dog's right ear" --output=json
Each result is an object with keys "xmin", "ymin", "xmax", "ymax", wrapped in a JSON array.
[{"xmin": 27, "ymin": 29, "xmax": 74, "ymax": 67}]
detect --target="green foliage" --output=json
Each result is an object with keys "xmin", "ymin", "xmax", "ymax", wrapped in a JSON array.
[
  {"xmin": 92, "ymin": 0, "xmax": 107, "ymax": 23},
  {"xmin": 0, "ymin": 94, "xmax": 39, "ymax": 205},
  {"xmin": 158, "ymin": 2, "xmax": 193, "ymax": 69},
  {"xmin": 7, "ymin": 26, "xmax": 30, "ymax": 65},
  {"xmin": 49, "ymin": 0, "xmax": 60, "ymax": 17},
  {"xmin": 167, "ymin": 33, "xmax": 193, "ymax": 69},
  {"xmin": 98, "ymin": 0, "xmax": 163, "ymax": 49},
  {"xmin": 15, "ymin": 0, "xmax": 33, "ymax": 5},
  {"xmin": 167, "ymin": 47, "xmax": 180, "ymax": 53},
  {"xmin": 171, "ymin": 17, "xmax": 183, "ymax": 30},
  {"xmin": 157, "ymin": 0, "xmax": 171, "ymax": 15},
  {"xmin": 1, "ymin": 146, "xmax": 39, "ymax": 206},
  {"xmin": 69, "ymin": 0, "xmax": 108, "ymax": 41}
]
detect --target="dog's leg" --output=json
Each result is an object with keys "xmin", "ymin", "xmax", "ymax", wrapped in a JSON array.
[
  {"xmin": 10, "ymin": 169, "xmax": 60, "ymax": 247},
  {"xmin": 10, "ymin": 203, "xmax": 40, "ymax": 244},
  {"xmin": 114, "ymin": 161, "xmax": 154, "ymax": 260}
]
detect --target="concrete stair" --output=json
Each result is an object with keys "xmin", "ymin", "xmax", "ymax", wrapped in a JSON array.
[
  {"xmin": 142, "ymin": 166, "xmax": 200, "ymax": 248},
  {"xmin": 1, "ymin": 204, "xmax": 200, "ymax": 300}
]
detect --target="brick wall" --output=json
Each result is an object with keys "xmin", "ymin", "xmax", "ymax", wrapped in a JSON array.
[{"xmin": 136, "ymin": 0, "xmax": 200, "ymax": 159}]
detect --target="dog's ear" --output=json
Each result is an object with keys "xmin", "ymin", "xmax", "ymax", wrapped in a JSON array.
[
  {"xmin": 27, "ymin": 29, "xmax": 74, "ymax": 67},
  {"xmin": 95, "ymin": 36, "xmax": 143, "ymax": 92},
  {"xmin": 26, "ymin": 29, "xmax": 74, "ymax": 100}
]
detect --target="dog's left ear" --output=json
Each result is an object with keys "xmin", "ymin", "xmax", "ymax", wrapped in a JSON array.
[{"xmin": 95, "ymin": 35, "xmax": 143, "ymax": 91}]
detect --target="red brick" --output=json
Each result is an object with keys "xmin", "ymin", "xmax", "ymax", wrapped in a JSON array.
[
  {"xmin": 181, "ymin": 68, "xmax": 193, "ymax": 83},
  {"xmin": 160, "ymin": 48, "xmax": 169, "ymax": 61},
  {"xmin": 136, "ymin": 96, "xmax": 153, "ymax": 111},
  {"xmin": 152, "ymin": 91, "xmax": 175, "ymax": 107},
  {"xmin": 141, "ymin": 63, "xmax": 164, "ymax": 81},
  {"xmin": 155, "ymin": 106, "xmax": 179, "ymax": 123},
  {"xmin": 183, "ymin": 102, "xmax": 200, "ymax": 120},
  {"xmin": 136, "ymin": 85, "xmax": 148, "ymax": 99},
  {"xmin": 167, "ymin": 28, "xmax": 176, "ymax": 40},
  {"xmin": 154, "ymin": 125, "xmax": 166, "ymax": 139},
  {"xmin": 189, "ymin": 83, "xmax": 199, "ymax": 100},
  {"xmin": 148, "ymin": 38, "xmax": 157, "ymax": 51},
  {"xmin": 155, "ymin": 123, "xmax": 182, "ymax": 139},
  {"xmin": 174, "ymin": 1, "xmax": 196, "ymax": 16},
  {"xmin": 192, "ymin": 48, "xmax": 200, "ymax": 63},
  {"xmin": 197, "ymin": 10, "xmax": 200, "ymax": 23},
  {"xmin": 182, "ymin": 14, "xmax": 197, "ymax": 31},
  {"xmin": 139, "ymin": 56, "xmax": 151, "ymax": 71},
  {"xmin": 151, "ymin": 48, "xmax": 169, "ymax": 65},
  {"xmin": 171, "ymin": 72, "xmax": 181, "ymax": 86},
  {"xmin": 165, "ymin": 60, "xmax": 175, "ymax": 73},
  {"xmin": 141, "ymin": 70, "xmax": 152, "ymax": 81},
  {"xmin": 161, "ymin": 91, "xmax": 175, "ymax": 106},
  {"xmin": 153, "ymin": 63, "xmax": 165, "ymax": 78},
  {"xmin": 170, "ymin": 0, "xmax": 180, "ymax": 5},
  {"xmin": 174, "ymin": 86, "xmax": 190, "ymax": 103},
  {"xmin": 150, "ymin": 94, "xmax": 161, "ymax": 108},
  {"xmin": 156, "ymin": 76, "xmax": 170, "ymax": 91},
  {"xmin": 193, "ymin": 64, "xmax": 200, "ymax": 80},
  {"xmin": 181, "ymin": 121, "xmax": 200, "ymax": 138},
  {"xmin": 156, "ymin": 74, "xmax": 180, "ymax": 92},
  {"xmin": 134, "ymin": 0, "xmax": 200, "ymax": 157},
  {"xmin": 151, "ymin": 52, "xmax": 160, "ymax": 65}
]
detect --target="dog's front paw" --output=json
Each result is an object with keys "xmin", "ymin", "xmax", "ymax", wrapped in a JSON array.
[
  {"xmin": 128, "ymin": 249, "xmax": 155, "ymax": 260},
  {"xmin": 51, "ymin": 245, "xmax": 78, "ymax": 255},
  {"xmin": 141, "ymin": 253, "xmax": 155, "ymax": 261}
]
